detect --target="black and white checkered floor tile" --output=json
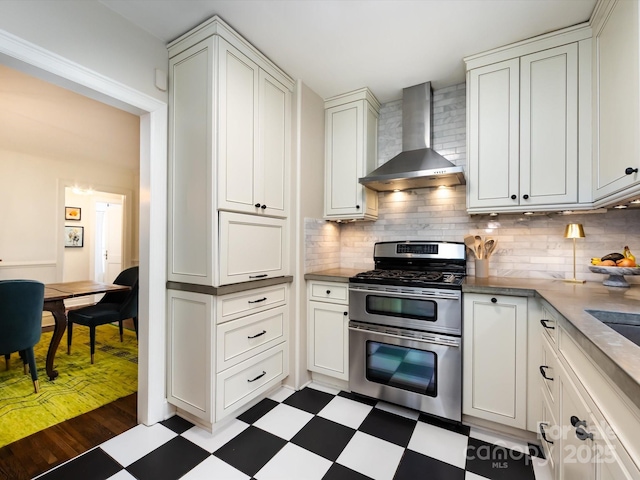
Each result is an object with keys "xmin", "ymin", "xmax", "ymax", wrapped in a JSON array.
[{"xmin": 35, "ymin": 384, "xmax": 551, "ymax": 480}]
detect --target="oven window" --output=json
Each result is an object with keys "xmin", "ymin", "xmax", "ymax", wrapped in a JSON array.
[
  {"xmin": 365, "ymin": 295, "xmax": 437, "ymax": 322},
  {"xmin": 365, "ymin": 341, "xmax": 437, "ymax": 397}
]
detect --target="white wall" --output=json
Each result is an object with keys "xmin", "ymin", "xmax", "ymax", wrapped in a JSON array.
[
  {"xmin": 0, "ymin": 1, "xmax": 168, "ymax": 104},
  {"xmin": 292, "ymin": 81, "xmax": 325, "ymax": 388},
  {"xmin": 0, "ymin": 149, "xmax": 138, "ymax": 278}
]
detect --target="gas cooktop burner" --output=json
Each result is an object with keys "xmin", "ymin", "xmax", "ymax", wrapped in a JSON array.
[
  {"xmin": 349, "ymin": 241, "xmax": 467, "ymax": 289},
  {"xmin": 351, "ymin": 269, "xmax": 463, "ymax": 287},
  {"xmin": 354, "ymin": 269, "xmax": 444, "ymax": 282}
]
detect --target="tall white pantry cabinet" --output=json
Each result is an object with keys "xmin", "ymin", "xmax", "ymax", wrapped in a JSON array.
[{"xmin": 165, "ymin": 16, "xmax": 294, "ymax": 430}]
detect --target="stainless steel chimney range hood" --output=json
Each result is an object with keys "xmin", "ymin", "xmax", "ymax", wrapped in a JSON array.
[{"xmin": 359, "ymin": 82, "xmax": 465, "ymax": 192}]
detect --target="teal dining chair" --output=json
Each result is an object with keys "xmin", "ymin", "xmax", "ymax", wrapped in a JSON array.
[
  {"xmin": 0, "ymin": 279, "xmax": 46, "ymax": 393},
  {"xmin": 67, "ymin": 266, "xmax": 138, "ymax": 364}
]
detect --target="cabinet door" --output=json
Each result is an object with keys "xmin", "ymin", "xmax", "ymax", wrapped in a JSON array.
[
  {"xmin": 520, "ymin": 43, "xmax": 578, "ymax": 206},
  {"xmin": 257, "ymin": 70, "xmax": 290, "ymax": 218},
  {"xmin": 308, "ymin": 300, "xmax": 349, "ymax": 381},
  {"xmin": 217, "ymin": 38, "xmax": 260, "ymax": 213},
  {"xmin": 167, "ymin": 289, "xmax": 213, "ymax": 423},
  {"xmin": 467, "ymin": 59, "xmax": 520, "ymax": 209},
  {"xmin": 218, "ymin": 212, "xmax": 287, "ymax": 285},
  {"xmin": 593, "ymin": 0, "xmax": 640, "ymax": 201},
  {"xmin": 325, "ymin": 101, "xmax": 363, "ymax": 217},
  {"xmin": 463, "ymin": 293, "xmax": 528, "ymax": 428},
  {"xmin": 168, "ymin": 38, "xmax": 215, "ymax": 285}
]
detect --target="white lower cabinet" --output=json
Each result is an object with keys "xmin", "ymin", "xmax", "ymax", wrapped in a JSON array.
[
  {"xmin": 463, "ymin": 293, "xmax": 528, "ymax": 429},
  {"xmin": 167, "ymin": 289, "xmax": 213, "ymax": 422},
  {"xmin": 533, "ymin": 302, "xmax": 640, "ymax": 479},
  {"xmin": 167, "ymin": 284, "xmax": 289, "ymax": 429},
  {"xmin": 307, "ymin": 281, "xmax": 349, "ymax": 381}
]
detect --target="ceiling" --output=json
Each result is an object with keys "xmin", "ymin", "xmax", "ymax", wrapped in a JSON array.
[
  {"xmin": 101, "ymin": 0, "xmax": 597, "ymax": 103},
  {"xmin": 0, "ymin": 65, "xmax": 140, "ymax": 170}
]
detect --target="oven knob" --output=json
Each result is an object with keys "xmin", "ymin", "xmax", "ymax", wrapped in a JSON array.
[{"xmin": 491, "ymin": 297, "xmax": 497, "ymax": 303}]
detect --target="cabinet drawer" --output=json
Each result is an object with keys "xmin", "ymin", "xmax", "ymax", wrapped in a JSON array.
[
  {"xmin": 217, "ymin": 306, "xmax": 287, "ymax": 372},
  {"xmin": 216, "ymin": 343, "xmax": 288, "ymax": 420},
  {"xmin": 539, "ymin": 300, "xmax": 559, "ymax": 345},
  {"xmin": 539, "ymin": 386, "xmax": 558, "ymax": 473},
  {"xmin": 540, "ymin": 333, "xmax": 558, "ymax": 408},
  {"xmin": 308, "ymin": 281, "xmax": 348, "ymax": 304},
  {"xmin": 218, "ymin": 284, "xmax": 287, "ymax": 323}
]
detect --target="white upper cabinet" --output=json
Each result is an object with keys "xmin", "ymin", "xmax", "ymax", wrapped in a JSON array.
[
  {"xmin": 217, "ymin": 39, "xmax": 291, "ymax": 218},
  {"xmin": 168, "ymin": 17, "xmax": 293, "ymax": 286},
  {"xmin": 324, "ymin": 88, "xmax": 380, "ymax": 221},
  {"xmin": 592, "ymin": 0, "xmax": 640, "ymax": 204},
  {"xmin": 466, "ymin": 25, "xmax": 592, "ymax": 214}
]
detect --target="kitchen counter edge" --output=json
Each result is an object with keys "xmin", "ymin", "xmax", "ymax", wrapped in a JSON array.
[
  {"xmin": 304, "ymin": 268, "xmax": 362, "ymax": 283},
  {"xmin": 167, "ymin": 276, "xmax": 293, "ymax": 296}
]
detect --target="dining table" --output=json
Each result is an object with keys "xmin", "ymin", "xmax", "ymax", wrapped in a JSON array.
[{"xmin": 43, "ymin": 280, "xmax": 130, "ymax": 380}]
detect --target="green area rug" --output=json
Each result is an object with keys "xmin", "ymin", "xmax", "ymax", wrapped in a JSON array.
[{"xmin": 0, "ymin": 325, "xmax": 137, "ymax": 447}]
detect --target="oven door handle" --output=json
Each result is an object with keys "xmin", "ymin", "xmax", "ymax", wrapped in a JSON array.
[
  {"xmin": 348, "ymin": 325, "xmax": 460, "ymax": 348},
  {"xmin": 348, "ymin": 287, "xmax": 460, "ymax": 301}
]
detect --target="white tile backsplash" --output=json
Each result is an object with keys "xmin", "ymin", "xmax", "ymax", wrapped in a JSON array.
[{"xmin": 305, "ymin": 82, "xmax": 640, "ymax": 282}]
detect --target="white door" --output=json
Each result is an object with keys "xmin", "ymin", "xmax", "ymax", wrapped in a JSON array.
[{"xmin": 96, "ymin": 201, "xmax": 123, "ymax": 283}]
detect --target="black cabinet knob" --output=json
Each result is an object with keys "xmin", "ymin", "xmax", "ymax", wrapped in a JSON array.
[
  {"xmin": 261, "ymin": 204, "xmax": 267, "ymax": 209},
  {"xmin": 343, "ymin": 312, "xmax": 348, "ymax": 316},
  {"xmin": 511, "ymin": 195, "xmax": 517, "ymax": 200},
  {"xmin": 255, "ymin": 203, "xmax": 261, "ymax": 208},
  {"xmin": 491, "ymin": 297, "xmax": 497, "ymax": 303},
  {"xmin": 523, "ymin": 194, "xmax": 529, "ymax": 200},
  {"xmin": 355, "ymin": 205, "xmax": 361, "ymax": 209},
  {"xmin": 625, "ymin": 167, "xmax": 638, "ymax": 175},
  {"xmin": 326, "ymin": 290, "xmax": 331, "ymax": 294}
]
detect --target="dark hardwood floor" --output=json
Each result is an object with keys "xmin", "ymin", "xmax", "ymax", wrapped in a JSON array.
[{"xmin": 0, "ymin": 393, "xmax": 137, "ymax": 480}]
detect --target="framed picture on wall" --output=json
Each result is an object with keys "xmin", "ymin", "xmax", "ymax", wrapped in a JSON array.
[
  {"xmin": 65, "ymin": 207, "xmax": 81, "ymax": 221},
  {"xmin": 65, "ymin": 226, "xmax": 84, "ymax": 247}
]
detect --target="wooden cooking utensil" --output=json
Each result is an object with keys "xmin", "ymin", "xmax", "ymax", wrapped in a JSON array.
[
  {"xmin": 483, "ymin": 239, "xmax": 494, "ymax": 258},
  {"xmin": 474, "ymin": 235, "xmax": 483, "ymax": 259}
]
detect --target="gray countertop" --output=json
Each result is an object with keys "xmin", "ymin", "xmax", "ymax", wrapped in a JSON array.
[
  {"xmin": 304, "ymin": 268, "xmax": 362, "ymax": 283},
  {"xmin": 306, "ymin": 269, "xmax": 640, "ymax": 410},
  {"xmin": 167, "ymin": 275, "xmax": 293, "ymax": 296}
]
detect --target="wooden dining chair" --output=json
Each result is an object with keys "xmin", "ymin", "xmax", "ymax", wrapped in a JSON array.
[
  {"xmin": 0, "ymin": 280, "xmax": 46, "ymax": 393},
  {"xmin": 67, "ymin": 266, "xmax": 138, "ymax": 364}
]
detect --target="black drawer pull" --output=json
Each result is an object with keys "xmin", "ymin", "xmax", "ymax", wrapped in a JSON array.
[
  {"xmin": 326, "ymin": 290, "xmax": 331, "ymax": 294},
  {"xmin": 491, "ymin": 297, "xmax": 497, "ymax": 303},
  {"xmin": 539, "ymin": 365, "xmax": 553, "ymax": 381},
  {"xmin": 249, "ymin": 274, "xmax": 268, "ymax": 279},
  {"xmin": 248, "ymin": 297, "xmax": 267, "ymax": 304},
  {"xmin": 255, "ymin": 203, "xmax": 261, "ymax": 208},
  {"xmin": 343, "ymin": 311, "xmax": 348, "ymax": 316},
  {"xmin": 247, "ymin": 330, "xmax": 266, "ymax": 339},
  {"xmin": 261, "ymin": 204, "xmax": 267, "ymax": 209},
  {"xmin": 539, "ymin": 423, "xmax": 553, "ymax": 444},
  {"xmin": 625, "ymin": 167, "xmax": 638, "ymax": 175},
  {"xmin": 248, "ymin": 371, "xmax": 266, "ymax": 383},
  {"xmin": 540, "ymin": 319, "xmax": 555, "ymax": 330}
]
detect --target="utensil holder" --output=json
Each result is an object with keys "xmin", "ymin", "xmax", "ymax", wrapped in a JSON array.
[{"xmin": 475, "ymin": 259, "xmax": 489, "ymax": 278}]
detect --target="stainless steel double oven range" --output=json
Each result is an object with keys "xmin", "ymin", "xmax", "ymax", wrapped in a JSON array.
[{"xmin": 349, "ymin": 241, "xmax": 465, "ymax": 423}]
